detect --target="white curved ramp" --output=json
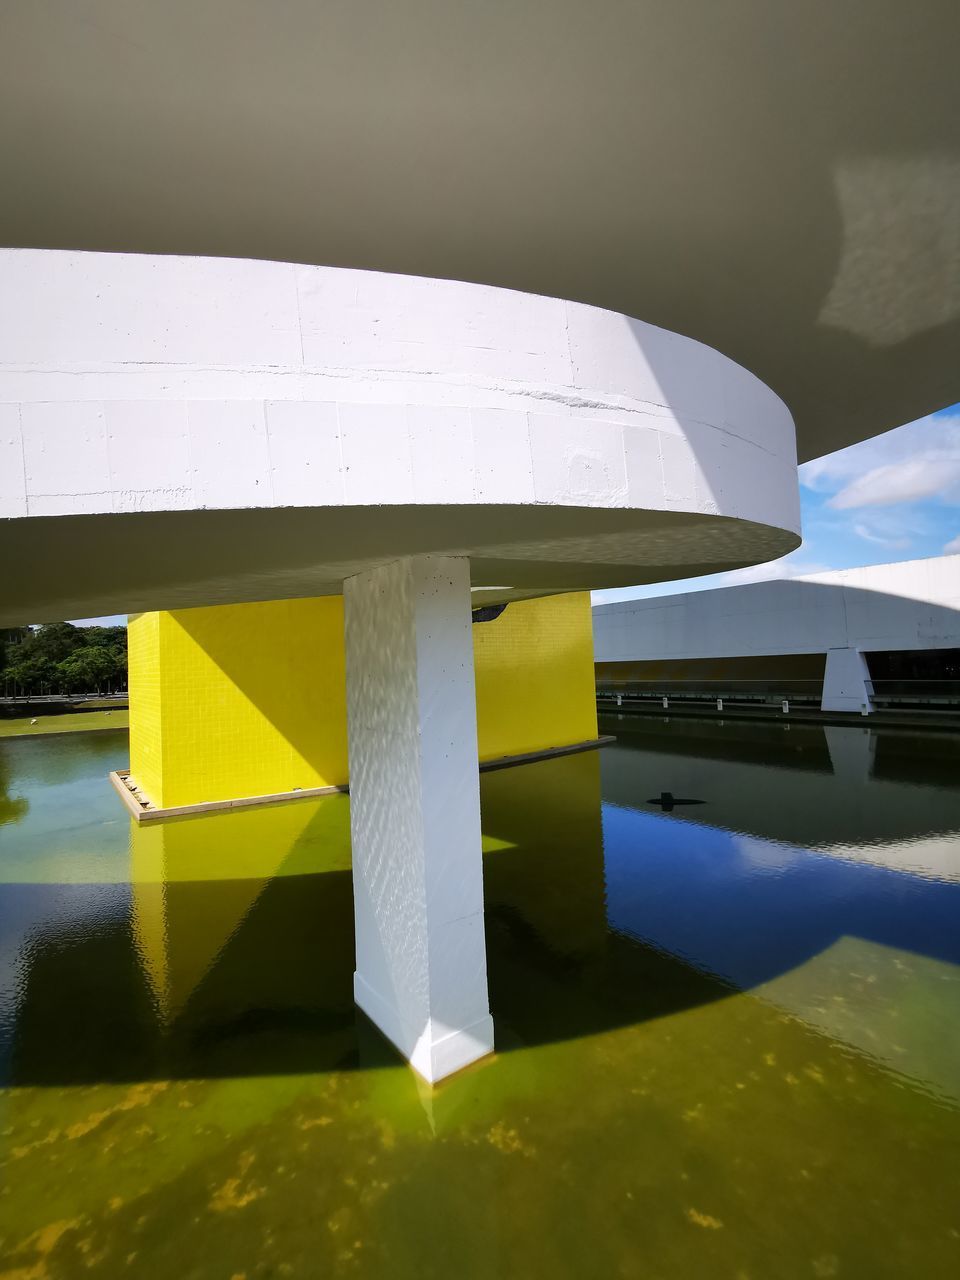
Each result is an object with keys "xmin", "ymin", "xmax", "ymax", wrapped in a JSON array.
[{"xmin": 0, "ymin": 250, "xmax": 798, "ymax": 624}]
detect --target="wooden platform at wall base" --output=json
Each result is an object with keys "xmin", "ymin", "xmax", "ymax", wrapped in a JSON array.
[
  {"xmin": 109, "ymin": 736, "xmax": 615, "ymax": 824},
  {"xmin": 109, "ymin": 770, "xmax": 349, "ymax": 823}
]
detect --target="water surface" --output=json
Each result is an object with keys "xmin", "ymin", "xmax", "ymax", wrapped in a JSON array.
[{"xmin": 0, "ymin": 720, "xmax": 958, "ymax": 1278}]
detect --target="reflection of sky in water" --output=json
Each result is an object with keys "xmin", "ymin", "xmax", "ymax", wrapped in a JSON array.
[
  {"xmin": 602, "ymin": 803, "xmax": 960, "ymax": 990},
  {"xmin": 602, "ymin": 800, "xmax": 960, "ymax": 1104}
]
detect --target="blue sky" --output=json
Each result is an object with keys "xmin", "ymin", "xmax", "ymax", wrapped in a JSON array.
[
  {"xmin": 74, "ymin": 403, "xmax": 960, "ymax": 624},
  {"xmin": 592, "ymin": 402, "xmax": 960, "ymax": 606}
]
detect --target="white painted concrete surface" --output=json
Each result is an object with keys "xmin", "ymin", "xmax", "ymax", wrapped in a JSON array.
[
  {"xmin": 344, "ymin": 555, "xmax": 494, "ymax": 1083},
  {"xmin": 0, "ymin": 249, "xmax": 800, "ymax": 624},
  {"xmin": 594, "ymin": 556, "xmax": 960, "ymax": 663},
  {"xmin": 821, "ymin": 648, "xmax": 874, "ymax": 714},
  {"xmin": 4, "ymin": 5, "xmax": 959, "ymax": 461}
]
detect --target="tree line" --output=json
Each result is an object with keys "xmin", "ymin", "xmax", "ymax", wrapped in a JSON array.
[{"xmin": 1, "ymin": 623, "xmax": 127, "ymax": 697}]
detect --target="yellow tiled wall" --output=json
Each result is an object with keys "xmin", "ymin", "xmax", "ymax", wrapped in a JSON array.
[
  {"xmin": 128, "ymin": 591, "xmax": 597, "ymax": 809},
  {"xmin": 473, "ymin": 593, "xmax": 598, "ymax": 760},
  {"xmin": 129, "ymin": 599, "xmax": 348, "ymax": 809},
  {"xmin": 127, "ymin": 611, "xmax": 164, "ymax": 805}
]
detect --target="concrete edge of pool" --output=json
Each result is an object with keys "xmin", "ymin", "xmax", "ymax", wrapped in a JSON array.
[{"xmin": 109, "ymin": 736, "xmax": 617, "ymax": 823}]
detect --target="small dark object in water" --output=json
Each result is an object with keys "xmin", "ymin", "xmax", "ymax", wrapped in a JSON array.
[
  {"xmin": 472, "ymin": 602, "xmax": 509, "ymax": 624},
  {"xmin": 646, "ymin": 790, "xmax": 705, "ymax": 812}
]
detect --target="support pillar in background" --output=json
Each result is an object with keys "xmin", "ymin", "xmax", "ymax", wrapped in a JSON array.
[
  {"xmin": 343, "ymin": 555, "xmax": 494, "ymax": 1083},
  {"xmin": 821, "ymin": 647, "xmax": 874, "ymax": 714}
]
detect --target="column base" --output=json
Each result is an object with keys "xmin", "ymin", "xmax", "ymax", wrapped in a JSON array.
[
  {"xmin": 822, "ymin": 647, "xmax": 874, "ymax": 714},
  {"xmin": 354, "ymin": 973, "xmax": 495, "ymax": 1085}
]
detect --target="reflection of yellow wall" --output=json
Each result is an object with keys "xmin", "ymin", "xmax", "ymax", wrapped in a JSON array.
[
  {"xmin": 482, "ymin": 749, "xmax": 606, "ymax": 957},
  {"xmin": 129, "ymin": 592, "xmax": 597, "ymax": 809},
  {"xmin": 130, "ymin": 796, "xmax": 350, "ymax": 1021}
]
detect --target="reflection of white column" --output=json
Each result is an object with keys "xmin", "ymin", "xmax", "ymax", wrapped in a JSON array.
[
  {"xmin": 824, "ymin": 725, "xmax": 875, "ymax": 785},
  {"xmin": 821, "ymin": 647, "xmax": 874, "ymax": 714},
  {"xmin": 343, "ymin": 555, "xmax": 494, "ymax": 1083}
]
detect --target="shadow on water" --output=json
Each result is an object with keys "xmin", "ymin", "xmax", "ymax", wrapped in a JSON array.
[
  {"xmin": 9, "ymin": 868, "xmax": 365, "ymax": 1087},
  {"xmin": 2, "ymin": 724, "xmax": 960, "ymax": 1093},
  {"xmin": 4, "ymin": 747, "xmax": 746, "ymax": 1089}
]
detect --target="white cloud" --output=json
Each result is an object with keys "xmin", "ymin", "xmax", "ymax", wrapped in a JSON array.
[
  {"xmin": 830, "ymin": 457, "xmax": 960, "ymax": 509},
  {"xmin": 735, "ymin": 834, "xmax": 802, "ymax": 873},
  {"xmin": 852, "ymin": 522, "xmax": 911, "ymax": 548},
  {"xmin": 705, "ymin": 555, "xmax": 833, "ymax": 588},
  {"xmin": 801, "ymin": 410, "xmax": 960, "ymax": 509},
  {"xmin": 945, "ymin": 534, "xmax": 960, "ymax": 554}
]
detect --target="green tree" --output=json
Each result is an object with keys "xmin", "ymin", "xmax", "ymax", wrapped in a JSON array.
[
  {"xmin": 6, "ymin": 653, "xmax": 56, "ymax": 695},
  {"xmin": 0, "ymin": 626, "xmax": 28, "ymax": 673},
  {"xmin": 74, "ymin": 646, "xmax": 117, "ymax": 693},
  {"xmin": 2, "ymin": 621, "xmax": 127, "ymax": 696},
  {"xmin": 28, "ymin": 623, "xmax": 81, "ymax": 665}
]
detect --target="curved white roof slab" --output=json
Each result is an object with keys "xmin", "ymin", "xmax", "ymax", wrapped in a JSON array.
[
  {"xmin": 1, "ymin": 3, "xmax": 958, "ymax": 460},
  {"xmin": 0, "ymin": 250, "xmax": 799, "ymax": 624}
]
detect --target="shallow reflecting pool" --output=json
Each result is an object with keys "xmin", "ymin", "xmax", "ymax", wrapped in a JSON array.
[{"xmin": 1, "ymin": 719, "xmax": 958, "ymax": 1278}]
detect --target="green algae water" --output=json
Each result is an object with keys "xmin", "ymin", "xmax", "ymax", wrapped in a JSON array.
[{"xmin": 1, "ymin": 719, "xmax": 959, "ymax": 1278}]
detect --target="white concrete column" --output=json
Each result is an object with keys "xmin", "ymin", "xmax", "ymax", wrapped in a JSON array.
[
  {"xmin": 343, "ymin": 555, "xmax": 494, "ymax": 1083},
  {"xmin": 821, "ymin": 647, "xmax": 874, "ymax": 714}
]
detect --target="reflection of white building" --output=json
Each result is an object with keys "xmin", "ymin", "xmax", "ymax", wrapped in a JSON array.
[
  {"xmin": 600, "ymin": 718, "xmax": 960, "ymax": 880},
  {"xmin": 594, "ymin": 556, "xmax": 960, "ymax": 712}
]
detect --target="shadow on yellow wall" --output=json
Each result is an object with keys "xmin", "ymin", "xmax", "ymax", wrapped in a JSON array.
[{"xmin": 130, "ymin": 592, "xmax": 596, "ymax": 810}]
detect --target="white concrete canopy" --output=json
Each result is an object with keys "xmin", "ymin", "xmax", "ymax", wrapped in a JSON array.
[
  {"xmin": 0, "ymin": 250, "xmax": 800, "ymax": 625},
  {"xmin": 1, "ymin": 3, "xmax": 958, "ymax": 458}
]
